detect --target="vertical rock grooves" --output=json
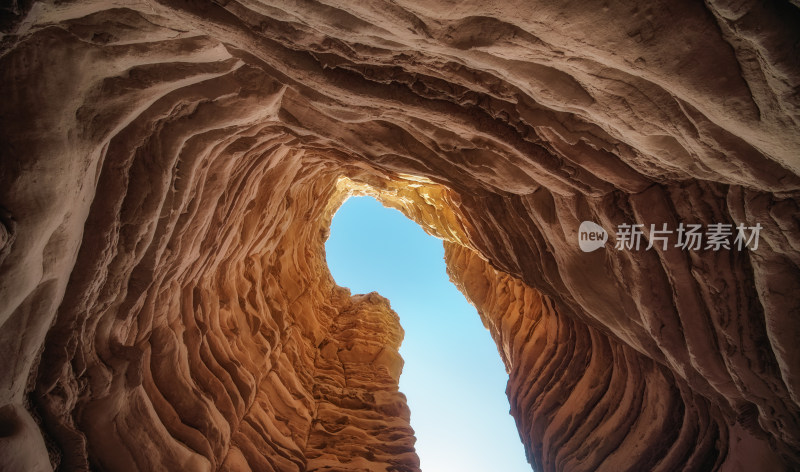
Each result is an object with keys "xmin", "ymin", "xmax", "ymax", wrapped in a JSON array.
[
  {"xmin": 446, "ymin": 243, "xmax": 783, "ymax": 472},
  {"xmin": 0, "ymin": 1, "xmax": 798, "ymax": 471}
]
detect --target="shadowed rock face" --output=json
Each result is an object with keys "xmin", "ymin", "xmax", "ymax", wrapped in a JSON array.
[{"xmin": 0, "ymin": 1, "xmax": 798, "ymax": 471}]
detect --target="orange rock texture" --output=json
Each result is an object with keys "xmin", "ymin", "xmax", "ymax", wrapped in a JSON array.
[{"xmin": 0, "ymin": 1, "xmax": 798, "ymax": 471}]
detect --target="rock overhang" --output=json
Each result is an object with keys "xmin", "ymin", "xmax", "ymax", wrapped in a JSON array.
[{"xmin": 0, "ymin": 1, "xmax": 798, "ymax": 470}]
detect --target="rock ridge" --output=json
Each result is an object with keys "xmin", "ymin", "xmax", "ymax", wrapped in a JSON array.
[{"xmin": 0, "ymin": 1, "xmax": 798, "ymax": 470}]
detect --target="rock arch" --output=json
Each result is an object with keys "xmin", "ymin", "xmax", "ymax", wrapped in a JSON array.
[{"xmin": 0, "ymin": 1, "xmax": 798, "ymax": 470}]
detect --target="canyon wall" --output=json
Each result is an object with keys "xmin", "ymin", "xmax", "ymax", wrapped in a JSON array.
[{"xmin": 0, "ymin": 0, "xmax": 799, "ymax": 470}]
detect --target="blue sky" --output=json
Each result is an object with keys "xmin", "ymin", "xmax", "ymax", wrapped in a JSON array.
[{"xmin": 325, "ymin": 196, "xmax": 531, "ymax": 472}]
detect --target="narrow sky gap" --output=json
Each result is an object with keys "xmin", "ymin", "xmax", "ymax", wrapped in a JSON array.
[{"xmin": 325, "ymin": 196, "xmax": 531, "ymax": 472}]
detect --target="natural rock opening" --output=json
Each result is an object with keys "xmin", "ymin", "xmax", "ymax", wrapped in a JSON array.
[
  {"xmin": 1, "ymin": 1, "xmax": 799, "ymax": 471},
  {"xmin": 325, "ymin": 195, "xmax": 529, "ymax": 471}
]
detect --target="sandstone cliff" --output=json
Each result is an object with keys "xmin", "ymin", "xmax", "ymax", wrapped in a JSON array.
[{"xmin": 0, "ymin": 1, "xmax": 799, "ymax": 471}]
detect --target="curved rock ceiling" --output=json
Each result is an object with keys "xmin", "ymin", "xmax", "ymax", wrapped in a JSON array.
[{"xmin": 1, "ymin": 1, "xmax": 799, "ymax": 471}]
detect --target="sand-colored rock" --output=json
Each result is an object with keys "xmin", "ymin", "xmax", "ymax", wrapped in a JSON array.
[{"xmin": 0, "ymin": 0, "xmax": 798, "ymax": 470}]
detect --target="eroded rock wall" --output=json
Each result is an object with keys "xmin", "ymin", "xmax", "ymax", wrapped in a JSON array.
[
  {"xmin": 0, "ymin": 0, "xmax": 798, "ymax": 471},
  {"xmin": 25, "ymin": 133, "xmax": 417, "ymax": 472},
  {"xmin": 446, "ymin": 243, "xmax": 787, "ymax": 472}
]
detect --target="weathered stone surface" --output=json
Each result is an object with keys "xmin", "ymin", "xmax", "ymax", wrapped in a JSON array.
[
  {"xmin": 446, "ymin": 244, "xmax": 788, "ymax": 472},
  {"xmin": 0, "ymin": 0, "xmax": 798, "ymax": 471}
]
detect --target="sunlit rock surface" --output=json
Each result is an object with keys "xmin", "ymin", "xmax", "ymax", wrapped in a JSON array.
[{"xmin": 0, "ymin": 0, "xmax": 798, "ymax": 470}]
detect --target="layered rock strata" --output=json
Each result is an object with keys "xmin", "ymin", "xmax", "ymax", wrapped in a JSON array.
[
  {"xmin": 447, "ymin": 243, "xmax": 788, "ymax": 472},
  {"xmin": 0, "ymin": 0, "xmax": 798, "ymax": 471}
]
